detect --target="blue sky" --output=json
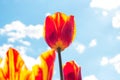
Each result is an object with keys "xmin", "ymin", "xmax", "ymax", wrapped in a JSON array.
[{"xmin": 0, "ymin": 0, "xmax": 120, "ymax": 80}]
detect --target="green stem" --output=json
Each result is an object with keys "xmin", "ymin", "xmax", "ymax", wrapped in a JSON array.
[{"xmin": 57, "ymin": 47, "xmax": 64, "ymax": 80}]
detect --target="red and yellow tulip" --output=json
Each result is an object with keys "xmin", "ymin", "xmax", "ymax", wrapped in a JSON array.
[
  {"xmin": 33, "ymin": 49, "xmax": 56, "ymax": 80},
  {"xmin": 0, "ymin": 48, "xmax": 56, "ymax": 80},
  {"xmin": 44, "ymin": 12, "xmax": 76, "ymax": 51},
  {"xmin": 63, "ymin": 61, "xmax": 82, "ymax": 80}
]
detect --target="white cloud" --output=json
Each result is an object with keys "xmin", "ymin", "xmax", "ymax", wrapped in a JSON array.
[
  {"xmin": 109, "ymin": 54, "xmax": 120, "ymax": 64},
  {"xmin": 101, "ymin": 54, "xmax": 120, "ymax": 74},
  {"xmin": 25, "ymin": 24, "xmax": 43, "ymax": 39},
  {"xmin": 0, "ymin": 44, "xmax": 13, "ymax": 58},
  {"xmin": 16, "ymin": 46, "xmax": 27, "ymax": 55},
  {"xmin": 113, "ymin": 62, "xmax": 120, "ymax": 73},
  {"xmin": 89, "ymin": 39, "xmax": 97, "ymax": 48},
  {"xmin": 102, "ymin": 11, "xmax": 108, "ymax": 16},
  {"xmin": 75, "ymin": 44, "xmax": 86, "ymax": 54},
  {"xmin": 100, "ymin": 57, "xmax": 109, "ymax": 66},
  {"xmin": 22, "ymin": 54, "xmax": 40, "ymax": 70},
  {"xmin": 45, "ymin": 12, "xmax": 51, "ymax": 16},
  {"xmin": 19, "ymin": 39, "xmax": 31, "ymax": 46},
  {"xmin": 90, "ymin": 0, "xmax": 120, "ymax": 11},
  {"xmin": 83, "ymin": 75, "xmax": 98, "ymax": 80},
  {"xmin": 0, "ymin": 21, "xmax": 26, "ymax": 41},
  {"xmin": 112, "ymin": 13, "xmax": 120, "ymax": 28},
  {"xmin": 0, "ymin": 20, "xmax": 43, "ymax": 45},
  {"xmin": 116, "ymin": 36, "xmax": 120, "ymax": 40},
  {"xmin": 74, "ymin": 39, "xmax": 97, "ymax": 54},
  {"xmin": 90, "ymin": 0, "xmax": 120, "ymax": 30},
  {"xmin": 109, "ymin": 54, "xmax": 120, "ymax": 73}
]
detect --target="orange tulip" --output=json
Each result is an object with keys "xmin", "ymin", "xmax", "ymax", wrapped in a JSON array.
[
  {"xmin": 0, "ymin": 48, "xmax": 56, "ymax": 80},
  {"xmin": 44, "ymin": 12, "xmax": 76, "ymax": 51},
  {"xmin": 63, "ymin": 61, "xmax": 82, "ymax": 80}
]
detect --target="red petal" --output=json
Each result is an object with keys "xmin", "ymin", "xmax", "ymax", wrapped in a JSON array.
[
  {"xmin": 5, "ymin": 48, "xmax": 26, "ymax": 80},
  {"xmin": 53, "ymin": 12, "xmax": 66, "ymax": 36},
  {"xmin": 63, "ymin": 62, "xmax": 75, "ymax": 80},
  {"xmin": 45, "ymin": 16, "xmax": 58, "ymax": 48},
  {"xmin": 63, "ymin": 61, "xmax": 82, "ymax": 80},
  {"xmin": 34, "ymin": 66, "xmax": 43, "ymax": 80},
  {"xmin": 41, "ymin": 50, "xmax": 56, "ymax": 71},
  {"xmin": 40, "ymin": 50, "xmax": 56, "ymax": 80},
  {"xmin": 78, "ymin": 67, "xmax": 82, "ymax": 80},
  {"xmin": 61, "ymin": 16, "xmax": 75, "ymax": 48}
]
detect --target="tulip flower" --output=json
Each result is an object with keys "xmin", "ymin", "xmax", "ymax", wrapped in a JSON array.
[
  {"xmin": 63, "ymin": 61, "xmax": 82, "ymax": 80},
  {"xmin": 0, "ymin": 48, "xmax": 56, "ymax": 80},
  {"xmin": 44, "ymin": 12, "xmax": 76, "ymax": 51},
  {"xmin": 44, "ymin": 12, "xmax": 76, "ymax": 80},
  {"xmin": 32, "ymin": 49, "xmax": 56, "ymax": 80},
  {"xmin": 0, "ymin": 48, "xmax": 30, "ymax": 80}
]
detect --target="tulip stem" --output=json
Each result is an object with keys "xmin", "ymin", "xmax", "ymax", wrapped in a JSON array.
[{"xmin": 57, "ymin": 47, "xmax": 64, "ymax": 80}]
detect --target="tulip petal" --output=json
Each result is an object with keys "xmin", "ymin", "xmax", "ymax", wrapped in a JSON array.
[
  {"xmin": 63, "ymin": 61, "xmax": 82, "ymax": 80},
  {"xmin": 40, "ymin": 50, "xmax": 56, "ymax": 80},
  {"xmin": 0, "ymin": 57, "xmax": 8, "ymax": 79},
  {"xmin": 61, "ymin": 16, "xmax": 75, "ymax": 49},
  {"xmin": 63, "ymin": 61, "xmax": 75, "ymax": 80},
  {"xmin": 0, "ymin": 68, "xmax": 5, "ymax": 80},
  {"xmin": 32, "ymin": 64, "xmax": 43, "ymax": 80},
  {"xmin": 20, "ymin": 66, "xmax": 32, "ymax": 80},
  {"xmin": 45, "ymin": 16, "xmax": 58, "ymax": 49},
  {"xmin": 36, "ymin": 56, "xmax": 48, "ymax": 80},
  {"xmin": 7, "ymin": 48, "xmax": 27, "ymax": 80},
  {"xmin": 0, "ymin": 48, "xmax": 31, "ymax": 80},
  {"xmin": 41, "ymin": 50, "xmax": 56, "ymax": 70},
  {"xmin": 32, "ymin": 50, "xmax": 56, "ymax": 80},
  {"xmin": 52, "ymin": 12, "xmax": 67, "ymax": 35}
]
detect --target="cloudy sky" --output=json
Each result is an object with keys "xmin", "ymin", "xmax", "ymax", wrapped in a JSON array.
[{"xmin": 0, "ymin": 0, "xmax": 120, "ymax": 80}]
